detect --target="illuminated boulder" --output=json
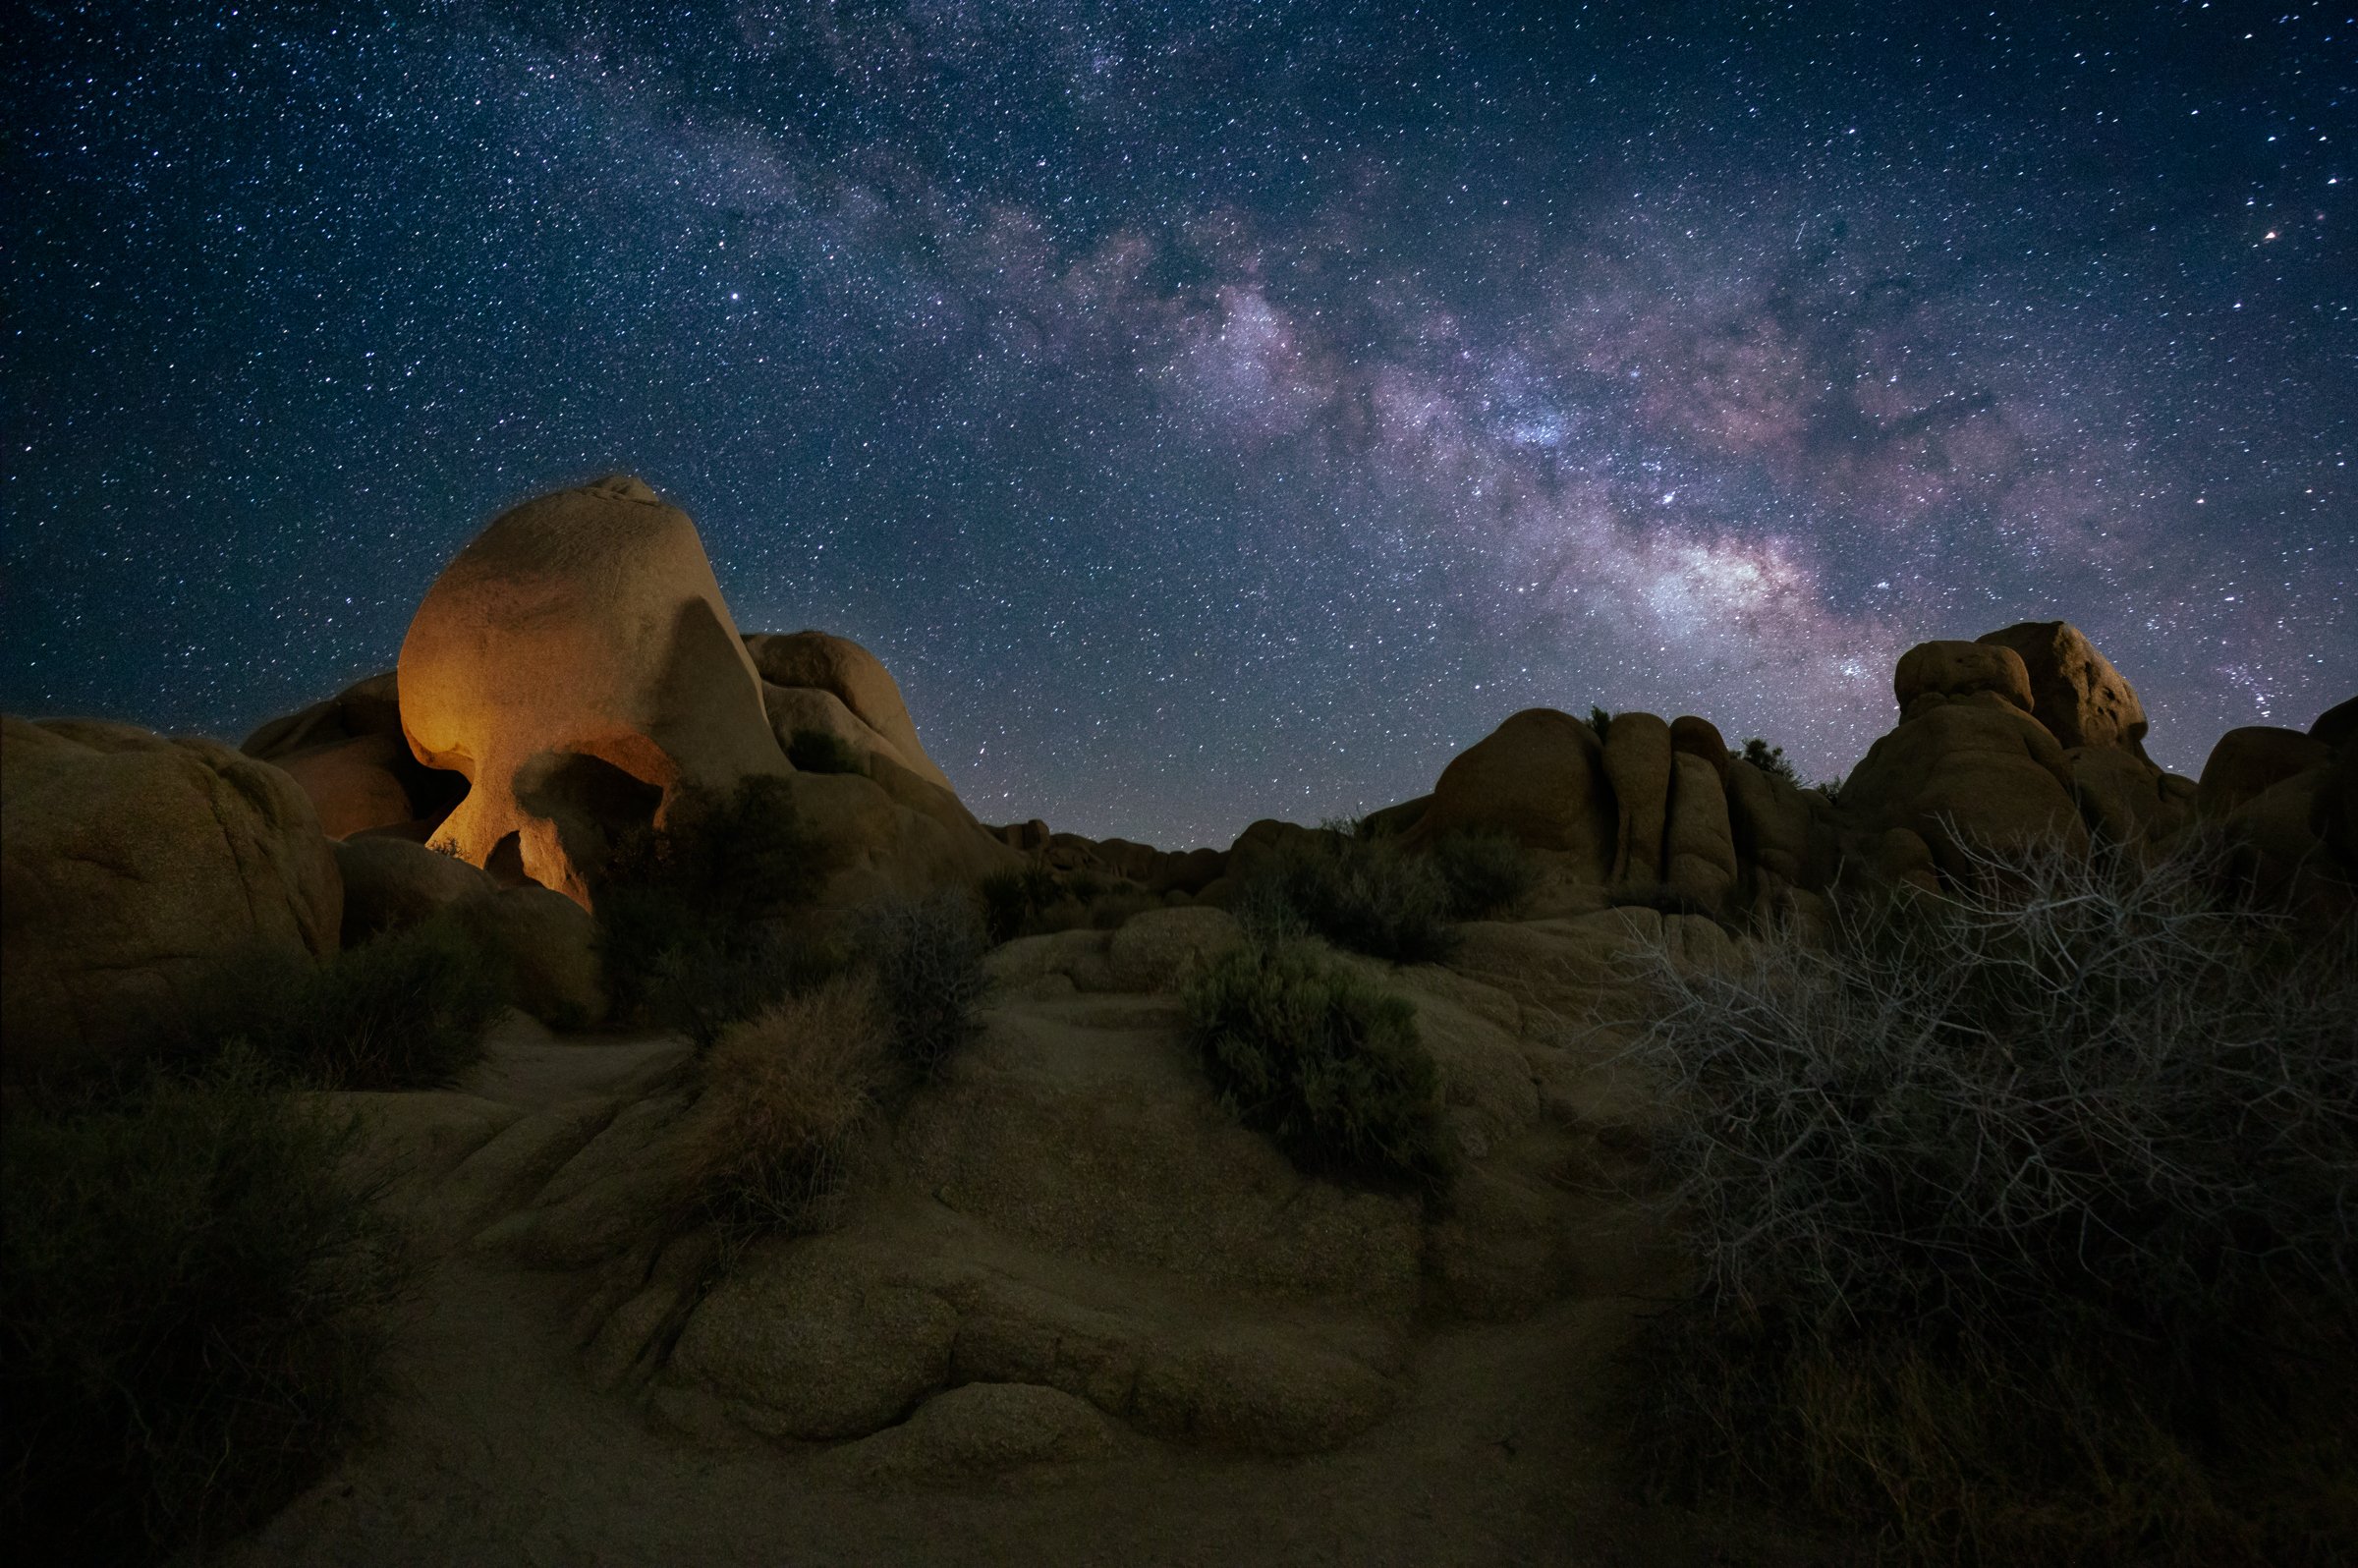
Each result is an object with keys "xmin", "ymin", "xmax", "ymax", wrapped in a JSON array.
[
  {"xmin": 242, "ymin": 671, "xmax": 468, "ymax": 840},
  {"xmin": 398, "ymin": 475, "xmax": 788, "ymax": 907},
  {"xmin": 1975, "ymin": 620, "xmax": 2151, "ymax": 756}
]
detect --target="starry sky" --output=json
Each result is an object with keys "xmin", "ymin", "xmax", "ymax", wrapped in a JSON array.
[{"xmin": 7, "ymin": 2, "xmax": 2352, "ymax": 848}]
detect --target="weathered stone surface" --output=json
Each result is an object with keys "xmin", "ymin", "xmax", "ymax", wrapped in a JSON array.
[
  {"xmin": 1667, "ymin": 714, "xmax": 1730, "ymax": 784},
  {"xmin": 2068, "ymin": 746, "xmax": 2193, "ymax": 851},
  {"xmin": 1600, "ymin": 712, "xmax": 1671, "ymax": 888},
  {"xmin": 456, "ymin": 885, "xmax": 607, "ymax": 1029},
  {"xmin": 2314, "ymin": 696, "xmax": 2358, "ymax": 752},
  {"xmin": 984, "ymin": 928, "xmax": 1114, "ymax": 997},
  {"xmin": 2, "ymin": 717, "xmax": 340, "ymax": 1079},
  {"xmin": 1894, "ymin": 641, "xmax": 2034, "ymax": 717},
  {"xmin": 1105, "ymin": 906, "xmax": 1244, "ymax": 992},
  {"xmin": 670, "ymin": 1233, "xmax": 959, "ymax": 1440},
  {"xmin": 400, "ymin": 475, "xmax": 788, "ymax": 907},
  {"xmin": 245, "ymin": 673, "xmax": 469, "ymax": 841},
  {"xmin": 823, "ymin": 1383, "xmax": 1116, "ymax": 1484},
  {"xmin": 333, "ymin": 834, "xmax": 494, "ymax": 944},
  {"xmin": 1723, "ymin": 756, "xmax": 1815, "ymax": 890},
  {"xmin": 1840, "ymin": 700, "xmax": 2086, "ymax": 879},
  {"xmin": 897, "ymin": 1000, "xmax": 1425, "ymax": 1309},
  {"xmin": 2197, "ymin": 726, "xmax": 2332, "ymax": 820},
  {"xmin": 1410, "ymin": 709, "xmax": 1614, "ymax": 882},
  {"xmin": 1976, "ymin": 621, "xmax": 2150, "ymax": 755},
  {"xmin": 1661, "ymin": 751, "xmax": 1740, "ymax": 910},
  {"xmin": 743, "ymin": 630, "xmax": 954, "ymax": 792},
  {"xmin": 477, "ymin": 1092, "xmax": 693, "ymax": 1268},
  {"xmin": 1128, "ymin": 1329, "xmax": 1396, "ymax": 1455}
]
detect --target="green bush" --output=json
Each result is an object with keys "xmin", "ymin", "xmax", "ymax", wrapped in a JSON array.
[
  {"xmin": 1, "ymin": 1049, "xmax": 408, "ymax": 1565},
  {"xmin": 1240, "ymin": 829, "xmax": 1461, "ymax": 964},
  {"xmin": 785, "ymin": 727, "xmax": 864, "ymax": 775},
  {"xmin": 267, "ymin": 915, "xmax": 508, "ymax": 1089},
  {"xmin": 866, "ymin": 891, "xmax": 989, "ymax": 1081},
  {"xmin": 1428, "ymin": 828, "xmax": 1536, "ymax": 919},
  {"xmin": 1183, "ymin": 935, "xmax": 1452, "ymax": 1189},
  {"xmin": 1589, "ymin": 704, "xmax": 1615, "ymax": 742},
  {"xmin": 1617, "ymin": 835, "xmax": 2358, "ymax": 1564},
  {"xmin": 1731, "ymin": 736, "xmax": 1801, "ymax": 787},
  {"xmin": 595, "ymin": 775, "xmax": 835, "ymax": 1045}
]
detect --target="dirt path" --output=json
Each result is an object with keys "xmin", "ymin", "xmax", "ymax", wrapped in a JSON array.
[{"xmin": 221, "ymin": 1013, "xmax": 1819, "ymax": 1568}]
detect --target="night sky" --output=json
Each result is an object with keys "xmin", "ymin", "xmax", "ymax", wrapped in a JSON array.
[{"xmin": 7, "ymin": 2, "xmax": 2351, "ymax": 848}]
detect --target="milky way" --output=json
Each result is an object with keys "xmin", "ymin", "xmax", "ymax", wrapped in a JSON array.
[{"xmin": 7, "ymin": 2, "xmax": 2351, "ymax": 846}]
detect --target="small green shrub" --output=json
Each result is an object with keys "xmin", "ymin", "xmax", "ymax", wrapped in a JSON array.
[
  {"xmin": 1589, "ymin": 704, "xmax": 1615, "ymax": 742},
  {"xmin": 595, "ymin": 775, "xmax": 835, "ymax": 1044},
  {"xmin": 1731, "ymin": 737, "xmax": 1801, "ymax": 788},
  {"xmin": 1617, "ymin": 835, "xmax": 2358, "ymax": 1564},
  {"xmin": 1428, "ymin": 828, "xmax": 1536, "ymax": 919},
  {"xmin": 1, "ymin": 1049, "xmax": 408, "ymax": 1565},
  {"xmin": 785, "ymin": 727, "xmax": 865, "ymax": 775},
  {"xmin": 196, "ymin": 914, "xmax": 508, "ymax": 1090},
  {"xmin": 866, "ymin": 891, "xmax": 989, "ymax": 1081},
  {"xmin": 1183, "ymin": 935, "xmax": 1452, "ymax": 1189},
  {"xmin": 1241, "ymin": 829, "xmax": 1460, "ymax": 964}
]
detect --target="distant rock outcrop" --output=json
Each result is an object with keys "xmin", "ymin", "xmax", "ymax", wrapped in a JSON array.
[
  {"xmin": 1320, "ymin": 619, "xmax": 2243, "ymax": 919},
  {"xmin": 2199, "ymin": 704, "xmax": 2358, "ymax": 912},
  {"xmin": 1, "ymin": 717, "xmax": 341, "ymax": 1078}
]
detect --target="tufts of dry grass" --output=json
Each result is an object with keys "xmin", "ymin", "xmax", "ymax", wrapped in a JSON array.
[{"xmin": 680, "ymin": 976, "xmax": 889, "ymax": 1248}]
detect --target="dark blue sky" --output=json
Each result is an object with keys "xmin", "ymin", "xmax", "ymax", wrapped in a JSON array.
[{"xmin": 7, "ymin": 1, "xmax": 2351, "ymax": 846}]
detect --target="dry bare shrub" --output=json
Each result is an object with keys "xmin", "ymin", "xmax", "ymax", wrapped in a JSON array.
[
  {"xmin": 1614, "ymin": 833, "xmax": 2358, "ymax": 1566},
  {"xmin": 682, "ymin": 976, "xmax": 888, "ymax": 1246}
]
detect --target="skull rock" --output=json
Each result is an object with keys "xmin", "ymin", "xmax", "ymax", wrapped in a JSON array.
[{"xmin": 398, "ymin": 475, "xmax": 786, "ymax": 906}]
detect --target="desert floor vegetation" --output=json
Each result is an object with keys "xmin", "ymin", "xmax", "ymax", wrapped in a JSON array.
[
  {"xmin": 1614, "ymin": 835, "xmax": 2358, "ymax": 1566},
  {"xmin": 0, "ymin": 1047, "xmax": 410, "ymax": 1567},
  {"xmin": 981, "ymin": 860, "xmax": 1162, "ymax": 943},
  {"xmin": 865, "ymin": 890, "xmax": 991, "ymax": 1081},
  {"xmin": 255, "ymin": 912, "xmax": 510, "ymax": 1090},
  {"xmin": 681, "ymin": 976, "xmax": 890, "ymax": 1252},
  {"xmin": 1238, "ymin": 821, "xmax": 1533, "ymax": 965},
  {"xmin": 1182, "ymin": 929, "xmax": 1453, "ymax": 1191},
  {"xmin": 595, "ymin": 774, "xmax": 840, "ymax": 1047},
  {"xmin": 784, "ymin": 726, "xmax": 865, "ymax": 775}
]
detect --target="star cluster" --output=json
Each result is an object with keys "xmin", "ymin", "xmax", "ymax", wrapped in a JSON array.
[{"xmin": 6, "ymin": 1, "xmax": 2350, "ymax": 846}]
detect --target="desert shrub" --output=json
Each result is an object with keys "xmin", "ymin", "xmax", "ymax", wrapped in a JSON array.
[
  {"xmin": 866, "ymin": 891, "xmax": 989, "ymax": 1081},
  {"xmin": 1183, "ymin": 935, "xmax": 1452, "ymax": 1189},
  {"xmin": 1731, "ymin": 736, "xmax": 1801, "ymax": 787},
  {"xmin": 785, "ymin": 726, "xmax": 864, "ymax": 775},
  {"xmin": 1, "ymin": 1049, "xmax": 408, "ymax": 1566},
  {"xmin": 189, "ymin": 914, "xmax": 508, "ymax": 1090},
  {"xmin": 1589, "ymin": 704, "xmax": 1615, "ymax": 742},
  {"xmin": 1616, "ymin": 834, "xmax": 2358, "ymax": 1564},
  {"xmin": 595, "ymin": 775, "xmax": 835, "ymax": 1044},
  {"xmin": 682, "ymin": 976, "xmax": 886, "ymax": 1249},
  {"xmin": 1241, "ymin": 829, "xmax": 1460, "ymax": 964},
  {"xmin": 980, "ymin": 860, "xmax": 1063, "ymax": 944},
  {"xmin": 1428, "ymin": 828, "xmax": 1536, "ymax": 919}
]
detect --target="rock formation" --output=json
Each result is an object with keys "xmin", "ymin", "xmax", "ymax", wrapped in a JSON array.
[
  {"xmin": 1, "ymin": 718, "xmax": 341, "ymax": 1078},
  {"xmin": 397, "ymin": 475, "xmax": 789, "ymax": 907},
  {"xmin": 242, "ymin": 671, "xmax": 468, "ymax": 840}
]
